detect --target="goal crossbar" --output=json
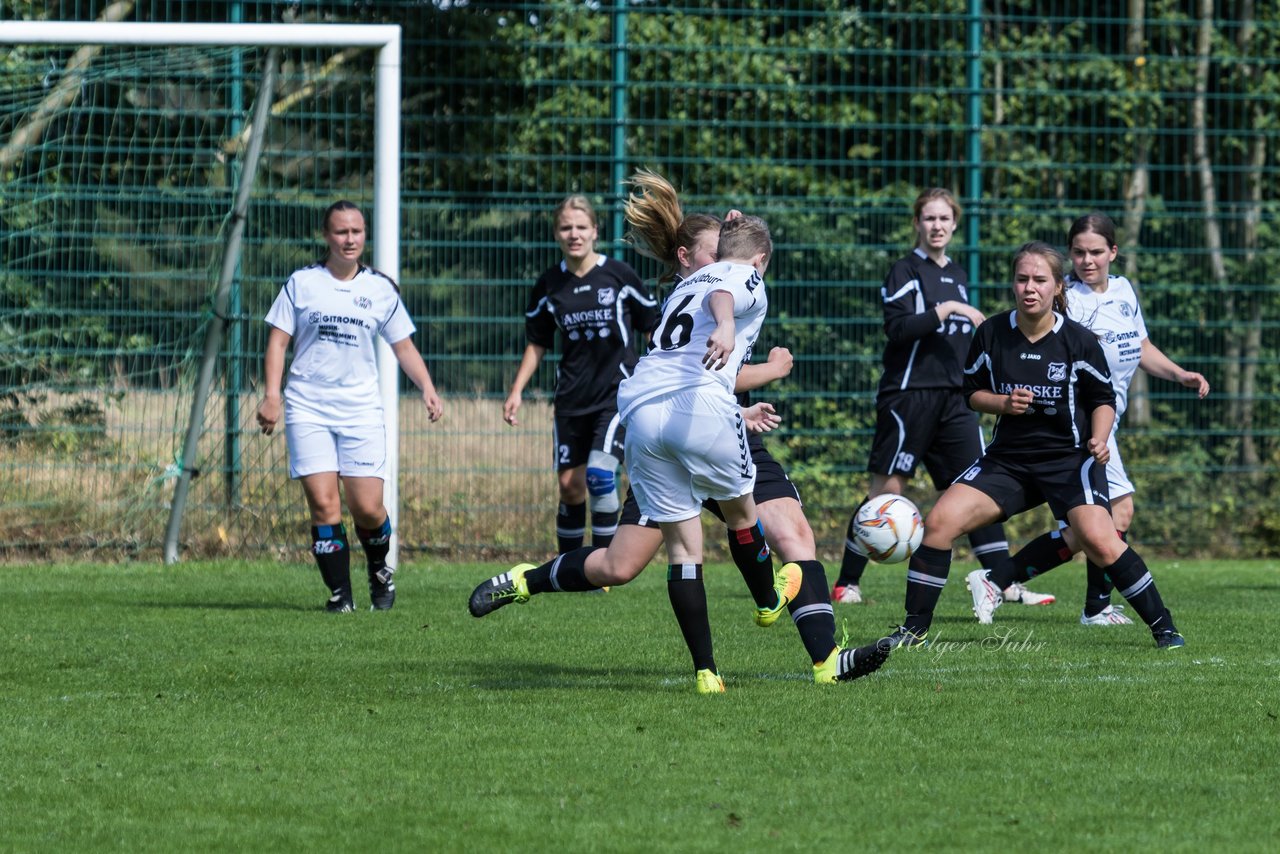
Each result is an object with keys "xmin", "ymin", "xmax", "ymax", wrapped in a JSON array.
[{"xmin": 2, "ymin": 21, "xmax": 406, "ymax": 566}]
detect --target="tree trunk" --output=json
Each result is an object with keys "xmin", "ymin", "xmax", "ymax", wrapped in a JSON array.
[
  {"xmin": 1236, "ymin": 0, "xmax": 1261, "ymax": 469},
  {"xmin": 1191, "ymin": 0, "xmax": 1239, "ymax": 457},
  {"xmin": 1122, "ymin": 0, "xmax": 1152, "ymax": 427}
]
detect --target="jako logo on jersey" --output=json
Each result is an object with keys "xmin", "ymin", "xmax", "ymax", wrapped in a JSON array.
[
  {"xmin": 313, "ymin": 539, "xmax": 344, "ymax": 555},
  {"xmin": 1020, "ymin": 352, "xmax": 1042, "ymax": 360},
  {"xmin": 354, "ymin": 295, "xmax": 372, "ymax": 310},
  {"xmin": 597, "ymin": 288, "xmax": 616, "ymax": 306},
  {"xmin": 1047, "ymin": 362, "xmax": 1067, "ymax": 381}
]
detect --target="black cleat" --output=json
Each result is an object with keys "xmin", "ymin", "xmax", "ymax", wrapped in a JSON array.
[
  {"xmin": 835, "ymin": 641, "xmax": 892, "ymax": 682},
  {"xmin": 1153, "ymin": 630, "xmax": 1186, "ymax": 650},
  {"xmin": 468, "ymin": 564, "xmax": 534, "ymax": 618},
  {"xmin": 325, "ymin": 588, "xmax": 355, "ymax": 613},
  {"xmin": 369, "ymin": 567, "xmax": 396, "ymax": 611}
]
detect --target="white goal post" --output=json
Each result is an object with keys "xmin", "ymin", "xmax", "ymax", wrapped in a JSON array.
[{"xmin": 2, "ymin": 21, "xmax": 405, "ymax": 566}]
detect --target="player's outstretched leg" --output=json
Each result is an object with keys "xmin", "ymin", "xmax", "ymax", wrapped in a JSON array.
[{"xmin": 468, "ymin": 564, "xmax": 534, "ymax": 617}]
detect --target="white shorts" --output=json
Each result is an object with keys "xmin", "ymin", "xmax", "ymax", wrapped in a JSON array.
[
  {"xmin": 1056, "ymin": 433, "xmax": 1134, "ymax": 528},
  {"xmin": 285, "ymin": 421, "xmax": 387, "ymax": 480},
  {"xmin": 1103, "ymin": 433, "xmax": 1135, "ymax": 500},
  {"xmin": 623, "ymin": 389, "xmax": 756, "ymax": 523}
]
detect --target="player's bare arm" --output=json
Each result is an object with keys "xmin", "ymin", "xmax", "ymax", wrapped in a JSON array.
[
  {"xmin": 969, "ymin": 386, "xmax": 1032, "ymax": 416},
  {"xmin": 255, "ymin": 326, "xmax": 291, "ymax": 435},
  {"xmin": 1139, "ymin": 339, "xmax": 1209, "ymax": 399},
  {"xmin": 503, "ymin": 343, "xmax": 547, "ymax": 426},
  {"xmin": 391, "ymin": 336, "xmax": 444, "ymax": 422},
  {"xmin": 735, "ymin": 347, "xmax": 792, "ymax": 393},
  {"xmin": 703, "ymin": 290, "xmax": 737, "ymax": 371}
]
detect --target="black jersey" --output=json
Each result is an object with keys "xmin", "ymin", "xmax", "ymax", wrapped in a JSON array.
[
  {"xmin": 877, "ymin": 249, "xmax": 976, "ymax": 395},
  {"xmin": 525, "ymin": 255, "xmax": 658, "ymax": 416},
  {"xmin": 962, "ymin": 311, "xmax": 1116, "ymax": 460}
]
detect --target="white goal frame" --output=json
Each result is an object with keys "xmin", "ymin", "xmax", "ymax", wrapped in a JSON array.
[{"xmin": 2, "ymin": 22, "xmax": 406, "ymax": 565}]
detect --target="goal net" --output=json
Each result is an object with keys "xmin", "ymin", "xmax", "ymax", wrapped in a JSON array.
[{"xmin": 0, "ymin": 22, "xmax": 402, "ymax": 562}]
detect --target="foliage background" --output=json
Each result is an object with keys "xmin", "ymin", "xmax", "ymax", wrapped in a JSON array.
[{"xmin": 1, "ymin": 1, "xmax": 1277, "ymax": 559}]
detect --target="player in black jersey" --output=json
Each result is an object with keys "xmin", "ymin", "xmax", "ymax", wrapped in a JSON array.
[
  {"xmin": 833, "ymin": 189, "xmax": 1051, "ymax": 609},
  {"xmin": 471, "ymin": 171, "xmax": 889, "ymax": 691},
  {"xmin": 503, "ymin": 194, "xmax": 659, "ymax": 553},
  {"xmin": 887, "ymin": 242, "xmax": 1184, "ymax": 650}
]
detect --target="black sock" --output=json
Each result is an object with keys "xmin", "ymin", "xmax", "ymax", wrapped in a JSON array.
[
  {"xmin": 668, "ymin": 563, "xmax": 715, "ymax": 672},
  {"xmin": 556, "ymin": 501, "xmax": 586, "ymax": 552},
  {"xmin": 524, "ymin": 547, "xmax": 604, "ymax": 594},
  {"xmin": 1008, "ymin": 528, "xmax": 1074, "ymax": 586},
  {"xmin": 1102, "ymin": 546, "xmax": 1175, "ymax": 631},
  {"xmin": 355, "ymin": 516, "xmax": 392, "ymax": 578},
  {"xmin": 785, "ymin": 559, "xmax": 838, "ymax": 664},
  {"xmin": 837, "ymin": 497, "xmax": 871, "ymax": 586},
  {"xmin": 311, "ymin": 523, "xmax": 350, "ymax": 596},
  {"xmin": 1083, "ymin": 531, "xmax": 1124, "ymax": 617},
  {"xmin": 590, "ymin": 509, "xmax": 618, "ymax": 548},
  {"xmin": 968, "ymin": 523, "xmax": 1010, "ymax": 573},
  {"xmin": 727, "ymin": 521, "xmax": 776, "ymax": 609},
  {"xmin": 903, "ymin": 544, "xmax": 951, "ymax": 634}
]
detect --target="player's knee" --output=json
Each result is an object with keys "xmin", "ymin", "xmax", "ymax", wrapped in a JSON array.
[
  {"xmin": 595, "ymin": 557, "xmax": 645, "ymax": 585},
  {"xmin": 586, "ymin": 451, "xmax": 619, "ymax": 512}
]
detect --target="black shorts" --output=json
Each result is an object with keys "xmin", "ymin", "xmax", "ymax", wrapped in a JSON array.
[
  {"xmin": 618, "ymin": 441, "xmax": 801, "ymax": 529},
  {"xmin": 867, "ymin": 389, "xmax": 985, "ymax": 490},
  {"xmin": 954, "ymin": 451, "xmax": 1111, "ymax": 522},
  {"xmin": 553, "ymin": 408, "xmax": 624, "ymax": 471}
]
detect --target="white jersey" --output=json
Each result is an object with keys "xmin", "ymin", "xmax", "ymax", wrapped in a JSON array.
[
  {"xmin": 1066, "ymin": 272, "xmax": 1148, "ymax": 424},
  {"xmin": 264, "ymin": 262, "xmax": 416, "ymax": 426},
  {"xmin": 616, "ymin": 261, "xmax": 767, "ymax": 420}
]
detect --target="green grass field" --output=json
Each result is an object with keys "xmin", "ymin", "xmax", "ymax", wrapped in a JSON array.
[{"xmin": 3, "ymin": 557, "xmax": 1278, "ymax": 852}]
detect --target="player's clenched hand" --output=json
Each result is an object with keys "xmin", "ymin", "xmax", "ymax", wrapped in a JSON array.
[
  {"xmin": 765, "ymin": 346, "xmax": 793, "ymax": 381},
  {"xmin": 742, "ymin": 401, "xmax": 781, "ymax": 434},
  {"xmin": 256, "ymin": 395, "xmax": 282, "ymax": 435},
  {"xmin": 423, "ymin": 390, "xmax": 444, "ymax": 422},
  {"xmin": 503, "ymin": 392, "xmax": 522, "ymax": 426},
  {"xmin": 1006, "ymin": 387, "xmax": 1034, "ymax": 415},
  {"xmin": 1087, "ymin": 436, "xmax": 1110, "ymax": 465}
]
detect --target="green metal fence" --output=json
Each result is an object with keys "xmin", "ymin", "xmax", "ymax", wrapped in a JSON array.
[{"xmin": 2, "ymin": 1, "xmax": 1278, "ymax": 560}]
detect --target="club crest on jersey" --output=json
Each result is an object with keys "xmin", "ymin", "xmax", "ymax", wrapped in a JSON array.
[
  {"xmin": 354, "ymin": 295, "xmax": 372, "ymax": 310},
  {"xmin": 1047, "ymin": 362, "xmax": 1067, "ymax": 382},
  {"xmin": 1119, "ymin": 302, "xmax": 1133, "ymax": 317},
  {"xmin": 597, "ymin": 288, "xmax": 616, "ymax": 306}
]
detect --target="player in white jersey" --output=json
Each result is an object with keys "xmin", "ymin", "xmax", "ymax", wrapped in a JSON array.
[
  {"xmin": 468, "ymin": 173, "xmax": 889, "ymax": 691},
  {"xmin": 973, "ymin": 213, "xmax": 1208, "ymax": 627},
  {"xmin": 256, "ymin": 201, "xmax": 444, "ymax": 613}
]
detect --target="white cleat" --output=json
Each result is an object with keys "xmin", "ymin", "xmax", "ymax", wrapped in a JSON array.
[
  {"xmin": 966, "ymin": 569, "xmax": 1003, "ymax": 625},
  {"xmin": 1080, "ymin": 604, "xmax": 1135, "ymax": 626},
  {"xmin": 1003, "ymin": 582, "xmax": 1056, "ymax": 605},
  {"xmin": 833, "ymin": 584, "xmax": 863, "ymax": 605}
]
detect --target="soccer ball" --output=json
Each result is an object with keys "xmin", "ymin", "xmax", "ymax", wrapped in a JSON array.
[{"xmin": 849, "ymin": 494, "xmax": 924, "ymax": 564}]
